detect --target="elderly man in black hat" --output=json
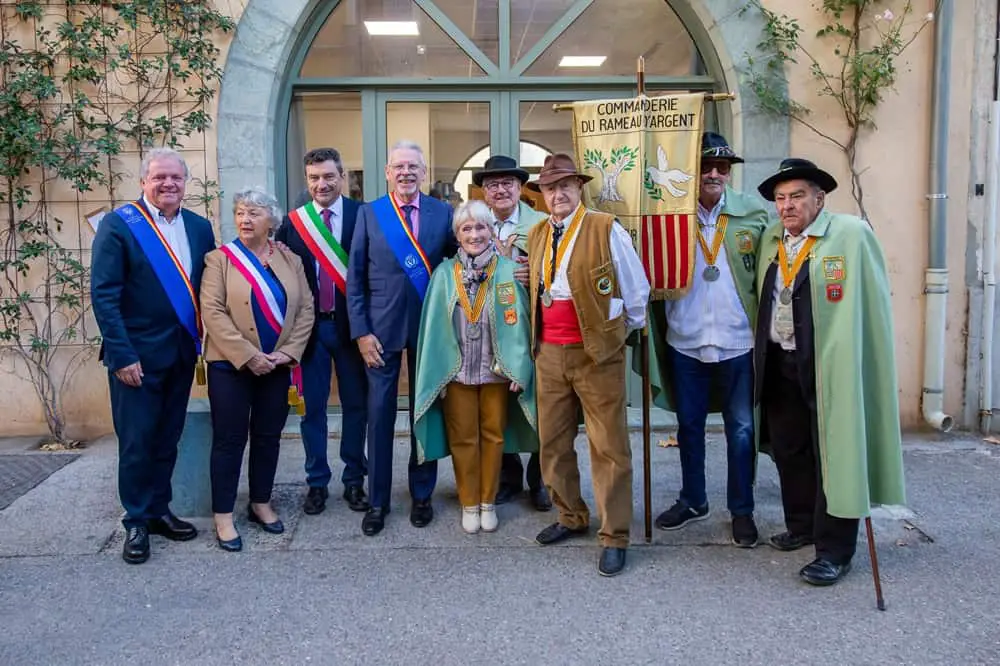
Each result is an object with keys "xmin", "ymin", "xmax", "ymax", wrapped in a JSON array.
[
  {"xmin": 473, "ymin": 154, "xmax": 552, "ymax": 512},
  {"xmin": 753, "ymin": 158, "xmax": 905, "ymax": 586},
  {"xmin": 646, "ymin": 131, "xmax": 769, "ymax": 548}
]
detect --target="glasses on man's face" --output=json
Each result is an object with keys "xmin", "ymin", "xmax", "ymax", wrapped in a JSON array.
[
  {"xmin": 700, "ymin": 161, "xmax": 731, "ymax": 175},
  {"xmin": 483, "ymin": 178, "xmax": 518, "ymax": 192},
  {"xmin": 390, "ymin": 162, "xmax": 423, "ymax": 174}
]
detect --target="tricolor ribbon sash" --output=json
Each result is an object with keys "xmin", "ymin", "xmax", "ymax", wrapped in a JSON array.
[
  {"xmin": 371, "ymin": 193, "xmax": 432, "ymax": 300},
  {"xmin": 117, "ymin": 202, "xmax": 202, "ymax": 353},
  {"xmin": 287, "ymin": 202, "xmax": 349, "ymax": 295}
]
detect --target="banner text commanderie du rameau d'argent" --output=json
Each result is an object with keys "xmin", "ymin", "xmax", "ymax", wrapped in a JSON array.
[{"xmin": 579, "ymin": 97, "xmax": 697, "ymax": 135}]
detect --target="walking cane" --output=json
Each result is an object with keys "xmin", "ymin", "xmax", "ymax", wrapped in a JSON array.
[{"xmin": 865, "ymin": 516, "xmax": 886, "ymax": 611}]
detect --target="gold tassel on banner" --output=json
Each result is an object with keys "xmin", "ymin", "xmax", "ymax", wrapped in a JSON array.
[
  {"xmin": 195, "ymin": 357, "xmax": 206, "ymax": 386},
  {"xmin": 288, "ymin": 385, "xmax": 306, "ymax": 416}
]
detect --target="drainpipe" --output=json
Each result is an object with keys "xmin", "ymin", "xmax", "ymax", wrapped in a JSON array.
[
  {"xmin": 923, "ymin": 0, "xmax": 955, "ymax": 432},
  {"xmin": 979, "ymin": 7, "xmax": 1000, "ymax": 433}
]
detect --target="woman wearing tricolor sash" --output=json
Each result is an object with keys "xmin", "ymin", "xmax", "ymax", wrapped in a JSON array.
[
  {"xmin": 201, "ymin": 188, "xmax": 315, "ymax": 552},
  {"xmin": 413, "ymin": 201, "xmax": 538, "ymax": 535}
]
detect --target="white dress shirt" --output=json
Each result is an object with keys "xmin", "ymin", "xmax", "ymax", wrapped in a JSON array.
[
  {"xmin": 143, "ymin": 195, "xmax": 191, "ymax": 276},
  {"xmin": 548, "ymin": 203, "xmax": 650, "ymax": 331},
  {"xmin": 663, "ymin": 193, "xmax": 753, "ymax": 363},
  {"xmin": 493, "ymin": 205, "xmax": 525, "ymax": 260}
]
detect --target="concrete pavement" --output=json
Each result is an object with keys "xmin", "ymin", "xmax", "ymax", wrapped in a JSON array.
[{"xmin": 1, "ymin": 430, "xmax": 998, "ymax": 665}]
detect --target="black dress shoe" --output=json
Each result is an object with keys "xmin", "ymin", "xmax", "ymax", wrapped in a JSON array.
[
  {"xmin": 362, "ymin": 507, "xmax": 389, "ymax": 536},
  {"xmin": 303, "ymin": 486, "xmax": 329, "ymax": 515},
  {"xmin": 495, "ymin": 484, "xmax": 522, "ymax": 505},
  {"xmin": 343, "ymin": 485, "xmax": 370, "ymax": 513},
  {"xmin": 529, "ymin": 486, "xmax": 552, "ymax": 512},
  {"xmin": 122, "ymin": 526, "xmax": 150, "ymax": 564},
  {"xmin": 147, "ymin": 513, "xmax": 198, "ymax": 541},
  {"xmin": 247, "ymin": 505, "xmax": 284, "ymax": 534},
  {"xmin": 216, "ymin": 534, "xmax": 243, "ymax": 552},
  {"xmin": 598, "ymin": 547, "xmax": 627, "ymax": 577},
  {"xmin": 800, "ymin": 558, "xmax": 852, "ymax": 586},
  {"xmin": 768, "ymin": 531, "xmax": 815, "ymax": 552},
  {"xmin": 410, "ymin": 499, "xmax": 434, "ymax": 528},
  {"xmin": 535, "ymin": 522, "xmax": 588, "ymax": 545}
]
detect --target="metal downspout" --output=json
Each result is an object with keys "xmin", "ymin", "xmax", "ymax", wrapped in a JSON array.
[
  {"xmin": 923, "ymin": 0, "xmax": 955, "ymax": 431},
  {"xmin": 979, "ymin": 4, "xmax": 1000, "ymax": 433}
]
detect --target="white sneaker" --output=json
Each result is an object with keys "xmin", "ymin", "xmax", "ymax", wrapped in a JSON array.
[
  {"xmin": 479, "ymin": 503, "xmax": 498, "ymax": 532},
  {"xmin": 461, "ymin": 506, "xmax": 481, "ymax": 534}
]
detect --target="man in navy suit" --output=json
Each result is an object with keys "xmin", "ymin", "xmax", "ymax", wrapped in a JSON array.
[
  {"xmin": 276, "ymin": 147, "xmax": 369, "ymax": 516},
  {"xmin": 348, "ymin": 140, "xmax": 457, "ymax": 536},
  {"xmin": 91, "ymin": 148, "xmax": 216, "ymax": 564}
]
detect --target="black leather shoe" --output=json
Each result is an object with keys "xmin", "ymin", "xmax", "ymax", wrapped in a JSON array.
[
  {"xmin": 529, "ymin": 486, "xmax": 552, "ymax": 512},
  {"xmin": 343, "ymin": 485, "xmax": 370, "ymax": 513},
  {"xmin": 303, "ymin": 486, "xmax": 328, "ymax": 515},
  {"xmin": 768, "ymin": 531, "xmax": 815, "ymax": 552},
  {"xmin": 362, "ymin": 507, "xmax": 389, "ymax": 536},
  {"xmin": 800, "ymin": 558, "xmax": 852, "ymax": 586},
  {"xmin": 216, "ymin": 534, "xmax": 243, "ymax": 552},
  {"xmin": 598, "ymin": 547, "xmax": 627, "ymax": 577},
  {"xmin": 535, "ymin": 522, "xmax": 588, "ymax": 545},
  {"xmin": 122, "ymin": 526, "xmax": 150, "ymax": 564},
  {"xmin": 147, "ymin": 513, "xmax": 197, "ymax": 541},
  {"xmin": 410, "ymin": 499, "xmax": 434, "ymax": 528},
  {"xmin": 247, "ymin": 505, "xmax": 284, "ymax": 534},
  {"xmin": 495, "ymin": 484, "xmax": 522, "ymax": 505}
]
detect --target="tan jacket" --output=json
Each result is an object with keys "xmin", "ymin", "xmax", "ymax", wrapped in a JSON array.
[
  {"xmin": 201, "ymin": 246, "xmax": 315, "ymax": 369},
  {"xmin": 527, "ymin": 209, "xmax": 626, "ymax": 364}
]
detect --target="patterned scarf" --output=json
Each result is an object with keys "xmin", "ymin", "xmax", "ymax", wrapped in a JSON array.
[{"xmin": 457, "ymin": 243, "xmax": 497, "ymax": 286}]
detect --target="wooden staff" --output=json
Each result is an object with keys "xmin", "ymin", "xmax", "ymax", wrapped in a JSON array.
[
  {"xmin": 635, "ymin": 56, "xmax": 653, "ymax": 543},
  {"xmin": 865, "ymin": 516, "xmax": 887, "ymax": 611}
]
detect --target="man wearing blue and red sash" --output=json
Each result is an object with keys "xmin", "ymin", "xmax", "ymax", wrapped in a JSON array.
[
  {"xmin": 91, "ymin": 148, "xmax": 216, "ymax": 564},
  {"xmin": 276, "ymin": 147, "xmax": 370, "ymax": 516},
  {"xmin": 347, "ymin": 140, "xmax": 457, "ymax": 536}
]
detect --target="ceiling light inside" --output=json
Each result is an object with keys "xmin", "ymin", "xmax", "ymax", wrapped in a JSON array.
[
  {"xmin": 364, "ymin": 21, "xmax": 419, "ymax": 36},
  {"xmin": 559, "ymin": 56, "xmax": 607, "ymax": 67}
]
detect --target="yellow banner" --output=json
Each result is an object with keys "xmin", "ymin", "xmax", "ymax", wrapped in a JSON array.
[{"xmin": 570, "ymin": 93, "xmax": 704, "ymax": 299}]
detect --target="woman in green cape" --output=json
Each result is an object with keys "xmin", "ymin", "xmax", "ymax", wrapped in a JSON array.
[{"xmin": 413, "ymin": 201, "xmax": 538, "ymax": 534}]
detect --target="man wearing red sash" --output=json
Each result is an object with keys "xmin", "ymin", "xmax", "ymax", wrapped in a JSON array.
[
  {"xmin": 91, "ymin": 148, "xmax": 216, "ymax": 564},
  {"xmin": 276, "ymin": 148, "xmax": 369, "ymax": 516},
  {"xmin": 526, "ymin": 154, "xmax": 650, "ymax": 577},
  {"xmin": 347, "ymin": 140, "xmax": 457, "ymax": 536}
]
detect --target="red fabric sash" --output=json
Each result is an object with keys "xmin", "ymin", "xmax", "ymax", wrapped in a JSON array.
[{"xmin": 540, "ymin": 299, "xmax": 583, "ymax": 344}]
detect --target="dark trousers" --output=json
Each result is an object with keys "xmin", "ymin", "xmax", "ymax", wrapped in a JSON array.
[
  {"xmin": 300, "ymin": 316, "xmax": 368, "ymax": 489},
  {"xmin": 365, "ymin": 348, "xmax": 437, "ymax": 509},
  {"xmin": 499, "ymin": 452, "xmax": 542, "ymax": 492},
  {"xmin": 207, "ymin": 363, "xmax": 290, "ymax": 514},
  {"xmin": 763, "ymin": 343, "xmax": 859, "ymax": 564},
  {"xmin": 109, "ymin": 359, "xmax": 194, "ymax": 529}
]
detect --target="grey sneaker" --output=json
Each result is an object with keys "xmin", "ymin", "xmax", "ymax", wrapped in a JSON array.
[
  {"xmin": 731, "ymin": 514, "xmax": 759, "ymax": 548},
  {"xmin": 654, "ymin": 500, "xmax": 709, "ymax": 531}
]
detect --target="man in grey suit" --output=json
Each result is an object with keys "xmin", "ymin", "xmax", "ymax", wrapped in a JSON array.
[{"xmin": 347, "ymin": 140, "xmax": 457, "ymax": 536}]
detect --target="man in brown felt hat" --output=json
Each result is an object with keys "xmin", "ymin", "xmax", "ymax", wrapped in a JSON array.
[{"xmin": 525, "ymin": 153, "xmax": 650, "ymax": 577}]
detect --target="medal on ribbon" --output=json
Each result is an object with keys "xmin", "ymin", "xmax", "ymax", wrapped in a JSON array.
[
  {"xmin": 696, "ymin": 214, "xmax": 728, "ymax": 283},
  {"xmin": 541, "ymin": 206, "xmax": 586, "ymax": 307},
  {"xmin": 776, "ymin": 235, "xmax": 818, "ymax": 305},
  {"xmin": 454, "ymin": 256, "xmax": 498, "ymax": 338}
]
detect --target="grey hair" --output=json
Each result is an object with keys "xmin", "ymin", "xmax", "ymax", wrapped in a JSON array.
[
  {"xmin": 388, "ymin": 140, "xmax": 426, "ymax": 166},
  {"xmin": 232, "ymin": 186, "xmax": 283, "ymax": 231},
  {"xmin": 452, "ymin": 200, "xmax": 495, "ymax": 236},
  {"xmin": 140, "ymin": 148, "xmax": 190, "ymax": 179}
]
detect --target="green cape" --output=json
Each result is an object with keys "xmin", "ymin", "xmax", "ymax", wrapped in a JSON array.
[
  {"xmin": 757, "ymin": 210, "xmax": 906, "ymax": 517},
  {"xmin": 413, "ymin": 255, "xmax": 538, "ymax": 463},
  {"xmin": 642, "ymin": 186, "xmax": 769, "ymax": 412}
]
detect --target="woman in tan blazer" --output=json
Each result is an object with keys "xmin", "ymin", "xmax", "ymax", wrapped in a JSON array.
[{"xmin": 201, "ymin": 187, "xmax": 314, "ymax": 551}]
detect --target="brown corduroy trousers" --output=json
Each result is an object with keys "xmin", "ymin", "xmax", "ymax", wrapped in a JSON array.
[
  {"xmin": 441, "ymin": 381, "xmax": 509, "ymax": 507},
  {"xmin": 535, "ymin": 343, "xmax": 632, "ymax": 548}
]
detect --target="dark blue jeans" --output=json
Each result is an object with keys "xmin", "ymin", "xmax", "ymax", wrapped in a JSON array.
[
  {"xmin": 668, "ymin": 345, "xmax": 755, "ymax": 516},
  {"xmin": 300, "ymin": 316, "xmax": 368, "ymax": 489}
]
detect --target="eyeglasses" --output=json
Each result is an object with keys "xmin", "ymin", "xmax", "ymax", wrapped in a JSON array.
[
  {"xmin": 483, "ymin": 178, "xmax": 518, "ymax": 192},
  {"xmin": 700, "ymin": 161, "xmax": 732, "ymax": 175},
  {"xmin": 389, "ymin": 162, "xmax": 424, "ymax": 174}
]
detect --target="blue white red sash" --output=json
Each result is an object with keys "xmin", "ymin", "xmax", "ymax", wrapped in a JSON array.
[
  {"xmin": 371, "ymin": 193, "xmax": 432, "ymax": 300},
  {"xmin": 117, "ymin": 202, "xmax": 202, "ymax": 353},
  {"xmin": 218, "ymin": 240, "xmax": 287, "ymax": 354}
]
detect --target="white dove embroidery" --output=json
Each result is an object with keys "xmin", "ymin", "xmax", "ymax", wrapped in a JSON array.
[{"xmin": 646, "ymin": 145, "xmax": 694, "ymax": 198}]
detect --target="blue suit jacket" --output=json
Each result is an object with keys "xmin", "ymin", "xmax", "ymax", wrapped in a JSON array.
[
  {"xmin": 347, "ymin": 193, "xmax": 456, "ymax": 351},
  {"xmin": 275, "ymin": 196, "xmax": 361, "ymax": 345},
  {"xmin": 90, "ymin": 200, "xmax": 216, "ymax": 373}
]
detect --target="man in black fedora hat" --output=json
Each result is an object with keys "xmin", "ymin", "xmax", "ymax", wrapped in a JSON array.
[
  {"xmin": 753, "ymin": 157, "xmax": 905, "ymax": 586},
  {"xmin": 472, "ymin": 154, "xmax": 552, "ymax": 512},
  {"xmin": 645, "ymin": 131, "xmax": 769, "ymax": 548}
]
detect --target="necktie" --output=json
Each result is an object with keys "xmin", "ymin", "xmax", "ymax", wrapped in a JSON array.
[
  {"xmin": 548, "ymin": 224, "xmax": 564, "ymax": 288},
  {"xmin": 318, "ymin": 208, "xmax": 335, "ymax": 312},
  {"xmin": 402, "ymin": 205, "xmax": 415, "ymax": 229}
]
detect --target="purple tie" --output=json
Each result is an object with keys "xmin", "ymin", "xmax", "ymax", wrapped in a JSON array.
[
  {"xmin": 318, "ymin": 208, "xmax": 335, "ymax": 313},
  {"xmin": 402, "ymin": 205, "xmax": 415, "ymax": 229}
]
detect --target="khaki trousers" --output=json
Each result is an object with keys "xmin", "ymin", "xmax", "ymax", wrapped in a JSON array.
[
  {"xmin": 536, "ymin": 343, "xmax": 632, "ymax": 548},
  {"xmin": 441, "ymin": 381, "xmax": 508, "ymax": 507}
]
